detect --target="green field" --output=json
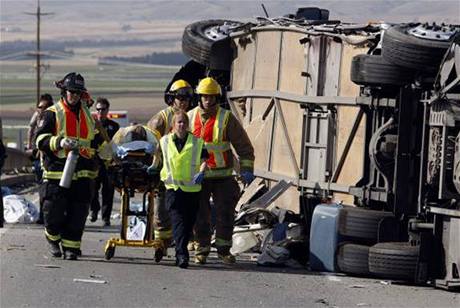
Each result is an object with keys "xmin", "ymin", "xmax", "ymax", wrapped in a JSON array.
[{"xmin": 0, "ymin": 61, "xmax": 178, "ymax": 106}]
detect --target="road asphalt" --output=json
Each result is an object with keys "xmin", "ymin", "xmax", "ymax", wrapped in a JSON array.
[{"xmin": 1, "ymin": 191, "xmax": 459, "ymax": 307}]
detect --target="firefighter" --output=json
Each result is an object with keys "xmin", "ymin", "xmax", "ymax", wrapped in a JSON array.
[
  {"xmin": 157, "ymin": 110, "xmax": 207, "ymax": 268},
  {"xmin": 35, "ymin": 72, "xmax": 105, "ymax": 260},
  {"xmin": 146, "ymin": 79, "xmax": 194, "ymax": 263},
  {"xmin": 90, "ymin": 97, "xmax": 120, "ymax": 226},
  {"xmin": 189, "ymin": 77, "xmax": 255, "ymax": 264}
]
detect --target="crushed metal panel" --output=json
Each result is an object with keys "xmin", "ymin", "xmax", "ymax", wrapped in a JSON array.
[
  {"xmin": 236, "ymin": 178, "xmax": 266, "ymax": 212},
  {"xmin": 244, "ymin": 179, "xmax": 292, "ymax": 210}
]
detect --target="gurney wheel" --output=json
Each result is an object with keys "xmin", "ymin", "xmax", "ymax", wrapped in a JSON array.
[{"xmin": 104, "ymin": 246, "xmax": 115, "ymax": 260}]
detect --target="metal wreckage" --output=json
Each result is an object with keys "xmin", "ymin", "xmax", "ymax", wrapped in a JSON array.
[{"xmin": 173, "ymin": 7, "xmax": 460, "ymax": 290}]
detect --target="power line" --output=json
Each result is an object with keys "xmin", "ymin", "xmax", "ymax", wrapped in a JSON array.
[{"xmin": 25, "ymin": 0, "xmax": 54, "ymax": 105}]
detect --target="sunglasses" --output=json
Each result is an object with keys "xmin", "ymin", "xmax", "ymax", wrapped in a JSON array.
[
  {"xmin": 176, "ymin": 95, "xmax": 191, "ymax": 101},
  {"xmin": 96, "ymin": 108, "xmax": 107, "ymax": 112}
]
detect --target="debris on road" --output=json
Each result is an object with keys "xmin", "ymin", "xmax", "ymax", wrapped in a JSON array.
[
  {"xmin": 3, "ymin": 194, "xmax": 39, "ymax": 223},
  {"xmin": 34, "ymin": 264, "xmax": 61, "ymax": 268},
  {"xmin": 73, "ymin": 278, "xmax": 107, "ymax": 284},
  {"xmin": 7, "ymin": 244, "xmax": 26, "ymax": 251},
  {"xmin": 89, "ymin": 274, "xmax": 103, "ymax": 279}
]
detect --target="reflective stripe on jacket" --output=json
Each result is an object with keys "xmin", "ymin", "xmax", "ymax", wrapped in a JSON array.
[
  {"xmin": 160, "ymin": 133, "xmax": 204, "ymax": 192},
  {"xmin": 189, "ymin": 106, "xmax": 232, "ymax": 178},
  {"xmin": 159, "ymin": 106, "xmax": 174, "ymax": 135}
]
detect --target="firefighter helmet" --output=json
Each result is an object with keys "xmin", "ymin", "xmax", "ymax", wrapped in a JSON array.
[
  {"xmin": 56, "ymin": 72, "xmax": 86, "ymax": 92},
  {"xmin": 170, "ymin": 79, "xmax": 193, "ymax": 96},
  {"xmin": 196, "ymin": 77, "xmax": 221, "ymax": 95}
]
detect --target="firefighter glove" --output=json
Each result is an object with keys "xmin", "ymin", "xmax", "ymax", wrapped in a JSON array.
[
  {"xmin": 193, "ymin": 171, "xmax": 205, "ymax": 184},
  {"xmin": 60, "ymin": 138, "xmax": 79, "ymax": 150},
  {"xmin": 240, "ymin": 171, "xmax": 255, "ymax": 184}
]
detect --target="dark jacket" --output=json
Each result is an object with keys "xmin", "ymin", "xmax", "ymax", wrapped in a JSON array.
[{"xmin": 36, "ymin": 99, "xmax": 105, "ymax": 179}]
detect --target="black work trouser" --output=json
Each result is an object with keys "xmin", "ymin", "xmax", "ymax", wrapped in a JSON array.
[
  {"xmin": 90, "ymin": 164, "xmax": 114, "ymax": 221},
  {"xmin": 43, "ymin": 178, "xmax": 94, "ymax": 250},
  {"xmin": 194, "ymin": 177, "xmax": 240, "ymax": 255},
  {"xmin": 165, "ymin": 188, "xmax": 200, "ymax": 261}
]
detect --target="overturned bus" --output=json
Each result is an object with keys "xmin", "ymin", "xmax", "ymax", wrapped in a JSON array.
[{"xmin": 177, "ymin": 8, "xmax": 460, "ymax": 290}]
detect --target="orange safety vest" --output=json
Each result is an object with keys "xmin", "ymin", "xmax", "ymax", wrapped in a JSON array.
[
  {"xmin": 189, "ymin": 106, "xmax": 232, "ymax": 178},
  {"xmin": 54, "ymin": 99, "xmax": 96, "ymax": 159}
]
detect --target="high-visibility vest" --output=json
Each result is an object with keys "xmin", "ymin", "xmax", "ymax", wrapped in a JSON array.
[
  {"xmin": 40, "ymin": 99, "xmax": 98, "ymax": 180},
  {"xmin": 159, "ymin": 106, "xmax": 174, "ymax": 136},
  {"xmin": 52, "ymin": 99, "xmax": 96, "ymax": 159},
  {"xmin": 188, "ymin": 106, "xmax": 232, "ymax": 178},
  {"xmin": 160, "ymin": 133, "xmax": 204, "ymax": 192}
]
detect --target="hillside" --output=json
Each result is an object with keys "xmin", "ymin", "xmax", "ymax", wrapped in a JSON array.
[{"xmin": 1, "ymin": 0, "xmax": 459, "ymax": 43}]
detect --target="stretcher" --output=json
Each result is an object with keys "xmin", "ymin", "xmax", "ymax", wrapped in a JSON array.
[{"xmin": 104, "ymin": 147, "xmax": 161, "ymax": 260}]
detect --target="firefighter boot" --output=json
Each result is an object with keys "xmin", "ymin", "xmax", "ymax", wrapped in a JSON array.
[
  {"xmin": 176, "ymin": 255, "xmax": 189, "ymax": 269},
  {"xmin": 63, "ymin": 248, "xmax": 79, "ymax": 260},
  {"xmin": 154, "ymin": 238, "xmax": 170, "ymax": 263},
  {"xmin": 154, "ymin": 247, "xmax": 164, "ymax": 263},
  {"xmin": 194, "ymin": 244, "xmax": 210, "ymax": 265},
  {"xmin": 194, "ymin": 255, "xmax": 207, "ymax": 265},
  {"xmin": 218, "ymin": 253, "xmax": 236, "ymax": 264},
  {"xmin": 47, "ymin": 240, "xmax": 62, "ymax": 258}
]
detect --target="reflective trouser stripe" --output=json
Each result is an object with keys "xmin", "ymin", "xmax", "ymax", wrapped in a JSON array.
[
  {"xmin": 45, "ymin": 229, "xmax": 61, "ymax": 242},
  {"xmin": 43, "ymin": 169, "xmax": 98, "ymax": 180},
  {"xmin": 61, "ymin": 238, "xmax": 81, "ymax": 249},
  {"xmin": 154, "ymin": 229, "xmax": 172, "ymax": 240},
  {"xmin": 215, "ymin": 237, "xmax": 232, "ymax": 247}
]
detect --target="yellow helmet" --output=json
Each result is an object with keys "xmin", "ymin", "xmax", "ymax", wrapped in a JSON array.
[
  {"xmin": 169, "ymin": 79, "xmax": 193, "ymax": 96},
  {"xmin": 196, "ymin": 77, "xmax": 221, "ymax": 95}
]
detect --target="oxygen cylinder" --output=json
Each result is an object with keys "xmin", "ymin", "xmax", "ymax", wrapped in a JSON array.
[{"xmin": 59, "ymin": 150, "xmax": 79, "ymax": 188}]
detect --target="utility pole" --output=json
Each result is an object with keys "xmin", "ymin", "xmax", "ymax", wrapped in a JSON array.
[{"xmin": 25, "ymin": 0, "xmax": 53, "ymax": 104}]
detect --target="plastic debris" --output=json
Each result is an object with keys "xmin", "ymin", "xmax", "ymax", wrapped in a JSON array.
[
  {"xmin": 257, "ymin": 245, "xmax": 290, "ymax": 265},
  {"xmin": 3, "ymin": 194, "xmax": 39, "ymax": 223},
  {"xmin": 231, "ymin": 231, "xmax": 259, "ymax": 255},
  {"xmin": 73, "ymin": 278, "xmax": 107, "ymax": 284},
  {"xmin": 326, "ymin": 275, "xmax": 342, "ymax": 282},
  {"xmin": 1, "ymin": 186, "xmax": 12, "ymax": 196},
  {"xmin": 126, "ymin": 216, "xmax": 146, "ymax": 241}
]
